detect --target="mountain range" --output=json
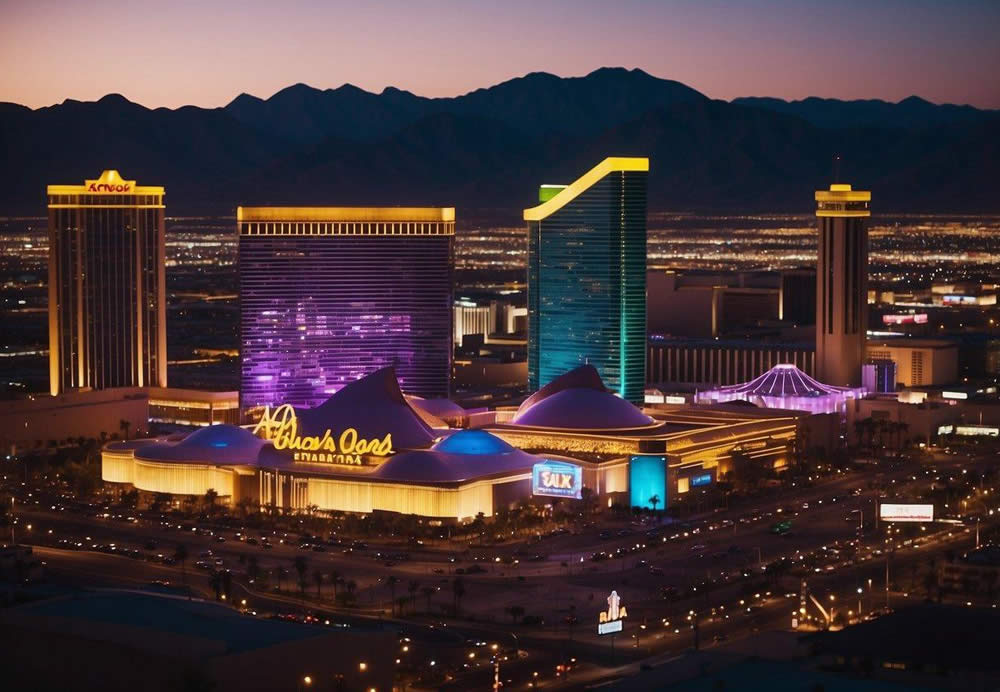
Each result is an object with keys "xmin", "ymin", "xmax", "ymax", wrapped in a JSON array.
[{"xmin": 1, "ymin": 67, "xmax": 997, "ymax": 216}]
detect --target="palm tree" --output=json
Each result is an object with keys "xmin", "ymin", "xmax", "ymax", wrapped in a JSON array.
[
  {"xmin": 648, "ymin": 494, "xmax": 660, "ymax": 514},
  {"xmin": 387, "ymin": 575, "xmax": 400, "ymax": 615},
  {"xmin": 408, "ymin": 579, "xmax": 420, "ymax": 614},
  {"xmin": 174, "ymin": 543, "xmax": 189, "ymax": 597},
  {"xmin": 119, "ymin": 418, "xmax": 131, "ymax": 441},
  {"xmin": 452, "ymin": 576, "xmax": 466, "ymax": 616},
  {"xmin": 421, "ymin": 585, "xmax": 436, "ymax": 613},
  {"xmin": 506, "ymin": 605, "xmax": 525, "ymax": 623},
  {"xmin": 293, "ymin": 556, "xmax": 308, "ymax": 599},
  {"xmin": 330, "ymin": 569, "xmax": 341, "ymax": 600},
  {"xmin": 313, "ymin": 569, "xmax": 324, "ymax": 598},
  {"xmin": 345, "ymin": 579, "xmax": 357, "ymax": 604},
  {"xmin": 203, "ymin": 488, "xmax": 218, "ymax": 514}
]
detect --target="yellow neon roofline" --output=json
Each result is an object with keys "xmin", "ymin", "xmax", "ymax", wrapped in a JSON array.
[
  {"xmin": 47, "ymin": 169, "xmax": 164, "ymax": 196},
  {"xmin": 523, "ymin": 157, "xmax": 649, "ymax": 222},
  {"xmin": 237, "ymin": 207, "xmax": 455, "ymax": 223}
]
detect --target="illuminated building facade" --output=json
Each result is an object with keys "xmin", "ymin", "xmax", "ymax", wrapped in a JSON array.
[
  {"xmin": 102, "ymin": 366, "xmax": 803, "ymax": 518},
  {"xmin": 525, "ymin": 157, "xmax": 648, "ymax": 404},
  {"xmin": 47, "ymin": 170, "xmax": 166, "ymax": 395},
  {"xmin": 238, "ymin": 207, "xmax": 454, "ymax": 414},
  {"xmin": 815, "ymin": 183, "xmax": 871, "ymax": 387}
]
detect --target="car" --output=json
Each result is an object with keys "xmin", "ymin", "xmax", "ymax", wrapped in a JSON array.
[
  {"xmin": 648, "ymin": 566, "xmax": 665, "ymax": 576},
  {"xmin": 690, "ymin": 544, "xmax": 707, "ymax": 552}
]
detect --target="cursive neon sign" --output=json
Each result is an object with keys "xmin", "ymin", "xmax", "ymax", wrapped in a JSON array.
[{"xmin": 252, "ymin": 404, "xmax": 393, "ymax": 464}]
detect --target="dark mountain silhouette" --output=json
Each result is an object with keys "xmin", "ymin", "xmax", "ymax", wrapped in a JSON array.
[
  {"xmin": 1, "ymin": 68, "xmax": 997, "ymax": 215},
  {"xmin": 732, "ymin": 95, "xmax": 991, "ymax": 131}
]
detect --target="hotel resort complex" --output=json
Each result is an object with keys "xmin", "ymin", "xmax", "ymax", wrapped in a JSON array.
[{"xmin": 102, "ymin": 366, "xmax": 805, "ymax": 521}]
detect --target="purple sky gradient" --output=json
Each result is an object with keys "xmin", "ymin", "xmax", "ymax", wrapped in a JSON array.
[{"xmin": 3, "ymin": 0, "xmax": 998, "ymax": 109}]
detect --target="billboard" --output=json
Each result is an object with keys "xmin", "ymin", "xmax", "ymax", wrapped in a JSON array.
[
  {"xmin": 690, "ymin": 473, "xmax": 713, "ymax": 487},
  {"xmin": 880, "ymin": 503, "xmax": 934, "ymax": 522},
  {"xmin": 630, "ymin": 455, "xmax": 667, "ymax": 510},
  {"xmin": 597, "ymin": 590, "xmax": 627, "ymax": 635},
  {"xmin": 882, "ymin": 313, "xmax": 928, "ymax": 325},
  {"xmin": 532, "ymin": 461, "xmax": 582, "ymax": 499}
]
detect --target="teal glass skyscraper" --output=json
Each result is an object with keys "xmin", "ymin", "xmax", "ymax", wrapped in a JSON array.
[{"xmin": 525, "ymin": 157, "xmax": 649, "ymax": 404}]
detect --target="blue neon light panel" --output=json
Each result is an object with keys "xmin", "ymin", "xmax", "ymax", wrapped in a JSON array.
[{"xmin": 630, "ymin": 455, "xmax": 666, "ymax": 510}]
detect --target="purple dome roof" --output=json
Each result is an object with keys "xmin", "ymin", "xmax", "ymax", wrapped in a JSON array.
[
  {"xmin": 134, "ymin": 425, "xmax": 265, "ymax": 464},
  {"xmin": 293, "ymin": 367, "xmax": 435, "ymax": 450},
  {"xmin": 512, "ymin": 388, "xmax": 655, "ymax": 430},
  {"xmin": 517, "ymin": 364, "xmax": 607, "ymax": 413}
]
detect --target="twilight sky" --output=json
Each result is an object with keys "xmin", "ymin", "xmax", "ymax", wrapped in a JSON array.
[{"xmin": 3, "ymin": 0, "xmax": 999, "ymax": 110}]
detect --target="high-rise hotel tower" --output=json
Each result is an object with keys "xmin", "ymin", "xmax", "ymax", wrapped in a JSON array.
[
  {"xmin": 47, "ymin": 170, "xmax": 166, "ymax": 395},
  {"xmin": 238, "ymin": 207, "xmax": 454, "ymax": 414},
  {"xmin": 815, "ymin": 183, "xmax": 871, "ymax": 387},
  {"xmin": 525, "ymin": 157, "xmax": 649, "ymax": 404}
]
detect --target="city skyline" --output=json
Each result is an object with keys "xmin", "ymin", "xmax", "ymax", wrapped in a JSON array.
[{"xmin": 2, "ymin": 0, "xmax": 999, "ymax": 110}]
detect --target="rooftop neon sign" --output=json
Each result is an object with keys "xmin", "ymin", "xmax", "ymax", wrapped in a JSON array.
[{"xmin": 252, "ymin": 404, "xmax": 393, "ymax": 465}]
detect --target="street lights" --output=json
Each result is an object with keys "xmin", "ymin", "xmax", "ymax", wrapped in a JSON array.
[{"xmin": 857, "ymin": 587, "xmax": 863, "ymax": 619}]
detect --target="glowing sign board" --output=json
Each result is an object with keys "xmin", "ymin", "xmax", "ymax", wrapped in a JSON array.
[
  {"xmin": 252, "ymin": 404, "xmax": 393, "ymax": 465},
  {"xmin": 941, "ymin": 391, "xmax": 968, "ymax": 400},
  {"xmin": 880, "ymin": 504, "xmax": 934, "ymax": 523},
  {"xmin": 882, "ymin": 313, "xmax": 928, "ymax": 325},
  {"xmin": 630, "ymin": 455, "xmax": 666, "ymax": 510},
  {"xmin": 691, "ymin": 473, "xmax": 713, "ymax": 487},
  {"xmin": 939, "ymin": 424, "xmax": 1000, "ymax": 437},
  {"xmin": 598, "ymin": 620, "xmax": 623, "ymax": 635},
  {"xmin": 942, "ymin": 295, "xmax": 977, "ymax": 305},
  {"xmin": 597, "ymin": 590, "xmax": 627, "ymax": 635},
  {"xmin": 532, "ymin": 461, "xmax": 582, "ymax": 499}
]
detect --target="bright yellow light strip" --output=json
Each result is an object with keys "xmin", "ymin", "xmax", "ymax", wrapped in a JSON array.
[
  {"xmin": 815, "ymin": 185, "xmax": 870, "ymax": 203},
  {"xmin": 237, "ymin": 207, "xmax": 455, "ymax": 222},
  {"xmin": 523, "ymin": 157, "xmax": 649, "ymax": 222}
]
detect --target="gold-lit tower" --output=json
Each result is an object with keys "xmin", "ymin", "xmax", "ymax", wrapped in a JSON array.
[{"xmin": 815, "ymin": 183, "xmax": 871, "ymax": 387}]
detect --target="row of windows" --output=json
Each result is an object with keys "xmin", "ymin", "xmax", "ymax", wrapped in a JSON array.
[
  {"xmin": 239, "ymin": 222, "xmax": 454, "ymax": 236},
  {"xmin": 48, "ymin": 195, "xmax": 163, "ymax": 206}
]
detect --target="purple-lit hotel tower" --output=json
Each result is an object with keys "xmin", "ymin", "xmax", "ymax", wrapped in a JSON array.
[{"xmin": 238, "ymin": 207, "xmax": 454, "ymax": 414}]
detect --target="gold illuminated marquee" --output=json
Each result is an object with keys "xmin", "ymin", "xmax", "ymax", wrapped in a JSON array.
[
  {"xmin": 237, "ymin": 206, "xmax": 456, "ymax": 237},
  {"xmin": 48, "ymin": 169, "xmax": 165, "ymax": 201},
  {"xmin": 815, "ymin": 183, "xmax": 871, "ymax": 218},
  {"xmin": 252, "ymin": 404, "xmax": 393, "ymax": 465}
]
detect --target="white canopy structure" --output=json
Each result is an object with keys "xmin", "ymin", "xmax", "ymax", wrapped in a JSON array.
[{"xmin": 696, "ymin": 364, "xmax": 864, "ymax": 415}]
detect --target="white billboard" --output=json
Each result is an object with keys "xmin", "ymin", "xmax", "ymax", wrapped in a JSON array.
[{"xmin": 880, "ymin": 503, "xmax": 934, "ymax": 523}]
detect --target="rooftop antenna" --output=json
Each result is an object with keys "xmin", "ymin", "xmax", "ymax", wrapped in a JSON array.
[{"xmin": 832, "ymin": 154, "xmax": 841, "ymax": 183}]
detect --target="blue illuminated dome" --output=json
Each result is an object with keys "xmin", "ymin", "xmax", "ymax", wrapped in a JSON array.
[{"xmin": 432, "ymin": 430, "xmax": 516, "ymax": 455}]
